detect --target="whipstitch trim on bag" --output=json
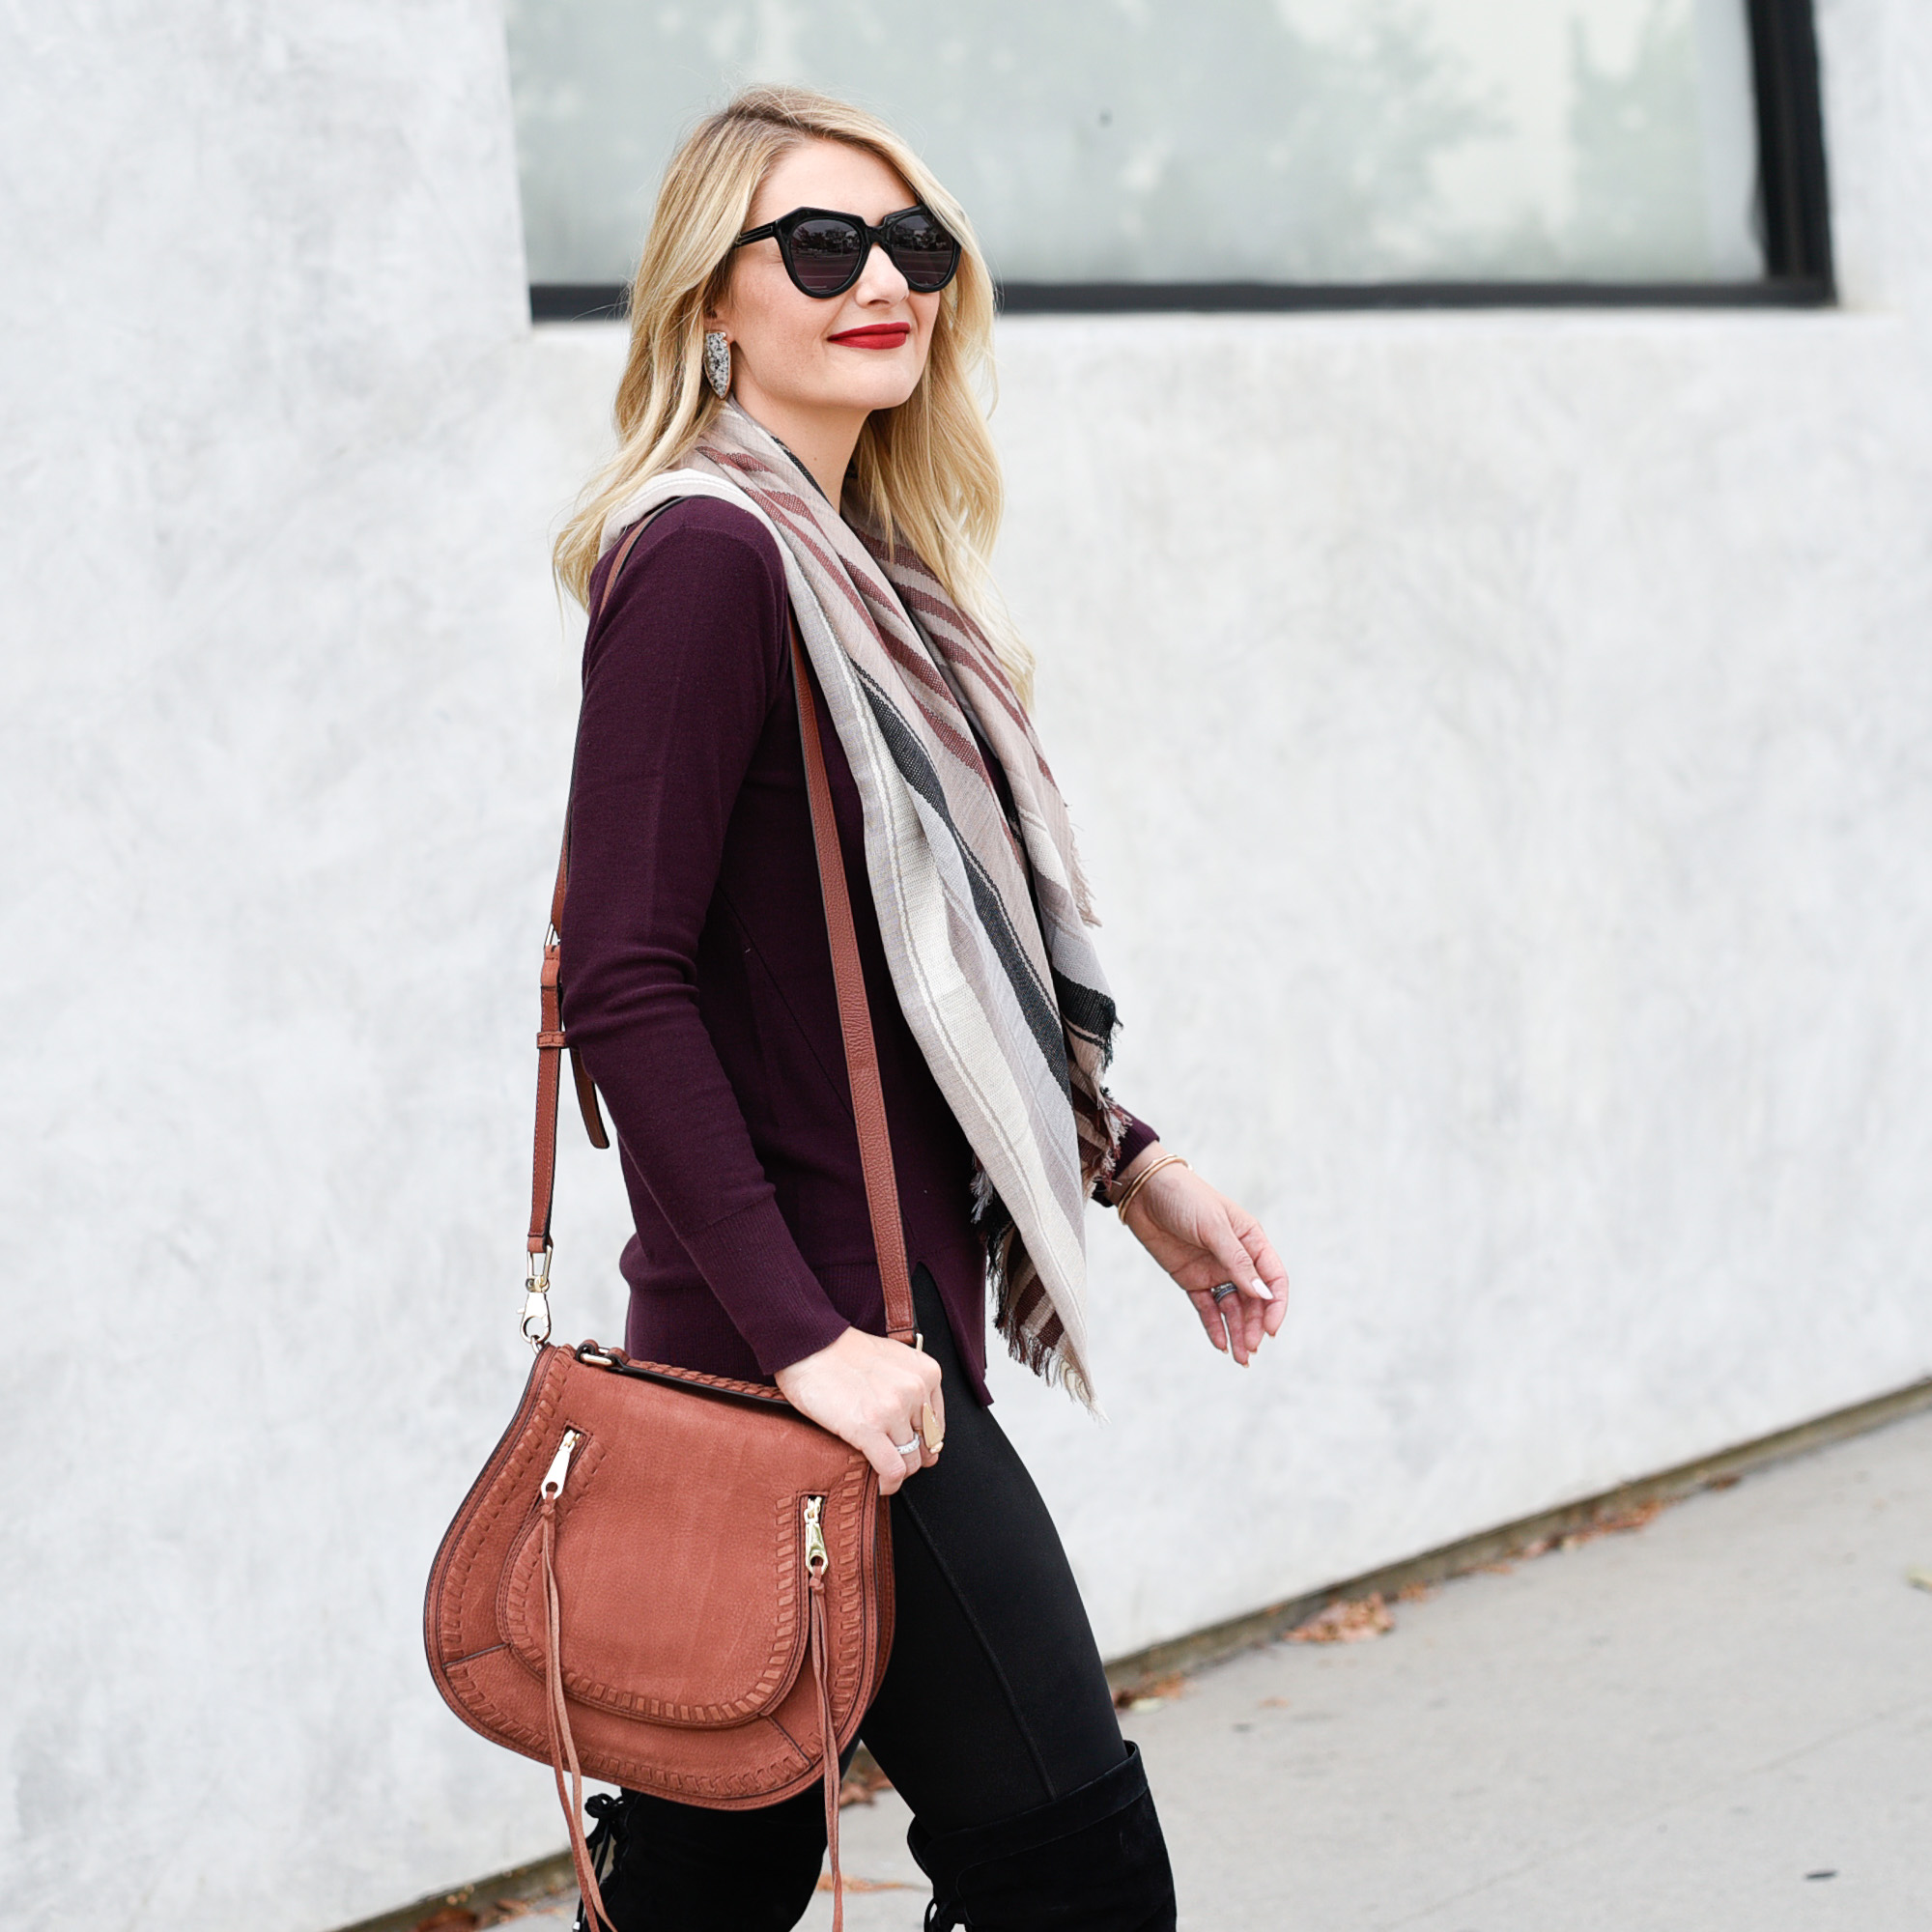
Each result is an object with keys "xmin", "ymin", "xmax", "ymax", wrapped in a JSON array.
[
  {"xmin": 500, "ymin": 1486, "xmax": 809, "ymax": 1726},
  {"xmin": 441, "ymin": 1655, "xmax": 814, "ymax": 1801},
  {"xmin": 432, "ymin": 1359, "xmax": 571, "ymax": 1662}
]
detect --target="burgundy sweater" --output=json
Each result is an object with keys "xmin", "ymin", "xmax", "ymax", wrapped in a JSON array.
[{"xmin": 558, "ymin": 497, "xmax": 1153, "ymax": 1405}]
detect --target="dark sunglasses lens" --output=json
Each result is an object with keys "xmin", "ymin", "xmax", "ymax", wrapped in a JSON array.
[
  {"xmin": 786, "ymin": 216, "xmax": 866, "ymax": 295},
  {"xmin": 886, "ymin": 211, "xmax": 958, "ymax": 291}
]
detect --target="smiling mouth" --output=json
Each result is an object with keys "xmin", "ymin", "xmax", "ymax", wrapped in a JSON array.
[{"xmin": 828, "ymin": 324, "xmax": 911, "ymax": 349}]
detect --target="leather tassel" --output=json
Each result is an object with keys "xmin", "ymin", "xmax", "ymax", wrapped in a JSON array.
[
  {"xmin": 543, "ymin": 1501, "xmax": 613, "ymax": 1932},
  {"xmin": 810, "ymin": 1571, "xmax": 842, "ymax": 1932}
]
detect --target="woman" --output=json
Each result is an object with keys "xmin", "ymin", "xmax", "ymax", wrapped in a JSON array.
[{"xmin": 553, "ymin": 85, "xmax": 1289, "ymax": 1931}]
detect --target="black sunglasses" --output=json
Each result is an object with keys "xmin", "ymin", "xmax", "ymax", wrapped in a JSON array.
[{"xmin": 732, "ymin": 204, "xmax": 961, "ymax": 298}]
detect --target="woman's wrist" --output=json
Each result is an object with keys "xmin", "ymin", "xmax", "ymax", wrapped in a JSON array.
[
  {"xmin": 1107, "ymin": 1140, "xmax": 1162, "ymax": 1208},
  {"xmin": 772, "ymin": 1321, "xmax": 855, "ymax": 1389},
  {"xmin": 1113, "ymin": 1147, "xmax": 1187, "ymax": 1223}
]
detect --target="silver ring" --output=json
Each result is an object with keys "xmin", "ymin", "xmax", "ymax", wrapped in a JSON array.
[
  {"xmin": 1210, "ymin": 1282, "xmax": 1239, "ymax": 1305},
  {"xmin": 894, "ymin": 1437, "xmax": 921, "ymax": 1458}
]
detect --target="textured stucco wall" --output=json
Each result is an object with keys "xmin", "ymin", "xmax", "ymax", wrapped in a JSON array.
[{"xmin": 3, "ymin": 2, "xmax": 1929, "ymax": 1928}]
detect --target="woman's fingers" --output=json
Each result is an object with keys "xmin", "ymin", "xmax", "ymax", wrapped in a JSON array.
[
  {"xmin": 1232, "ymin": 1216, "xmax": 1291, "ymax": 1333},
  {"xmin": 1235, "ymin": 1217, "xmax": 1287, "ymax": 1289},
  {"xmin": 1197, "ymin": 1205, "xmax": 1278, "ymax": 1364},
  {"xmin": 870, "ymin": 1401, "xmax": 931, "ymax": 1492},
  {"xmin": 1205, "ymin": 1210, "xmax": 1271, "ymax": 1305},
  {"xmin": 1125, "ymin": 1166, "xmax": 1289, "ymax": 1363},
  {"xmin": 1229, "ymin": 1289, "xmax": 1257, "ymax": 1365},
  {"xmin": 1218, "ymin": 1204, "xmax": 1287, "ymax": 1346},
  {"xmin": 1186, "ymin": 1287, "xmax": 1230, "ymax": 1353},
  {"xmin": 912, "ymin": 1347, "xmax": 944, "ymax": 1468},
  {"xmin": 1186, "ymin": 1277, "xmax": 1276, "ymax": 1365},
  {"xmin": 1208, "ymin": 1220, "xmax": 1272, "ymax": 1321},
  {"xmin": 774, "ymin": 1328, "xmax": 948, "ymax": 1491},
  {"xmin": 865, "ymin": 1429, "xmax": 910, "ymax": 1493},
  {"xmin": 1192, "ymin": 1248, "xmax": 1256, "ymax": 1365},
  {"xmin": 869, "ymin": 1389, "xmax": 928, "ymax": 1494},
  {"xmin": 1243, "ymin": 1288, "xmax": 1267, "ymax": 1356},
  {"xmin": 881, "ymin": 1348, "xmax": 942, "ymax": 1478},
  {"xmin": 1247, "ymin": 1257, "xmax": 1287, "ymax": 1339},
  {"xmin": 922, "ymin": 1350, "xmax": 944, "ymax": 1438}
]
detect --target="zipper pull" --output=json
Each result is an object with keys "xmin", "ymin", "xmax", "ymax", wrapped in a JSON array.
[
  {"xmin": 541, "ymin": 1428, "xmax": 582, "ymax": 1499},
  {"xmin": 802, "ymin": 1494, "xmax": 828, "ymax": 1576}
]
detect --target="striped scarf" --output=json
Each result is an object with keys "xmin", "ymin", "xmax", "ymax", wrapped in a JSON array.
[{"xmin": 598, "ymin": 402, "xmax": 1127, "ymax": 1403}]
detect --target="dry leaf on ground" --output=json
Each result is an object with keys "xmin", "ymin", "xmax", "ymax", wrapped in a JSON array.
[
  {"xmin": 1514, "ymin": 1499, "xmax": 1669, "ymax": 1566},
  {"xmin": 1566, "ymin": 1499, "xmax": 1664, "ymax": 1546},
  {"xmin": 1906, "ymin": 1566, "xmax": 1932, "ymax": 1594},
  {"xmin": 1113, "ymin": 1672, "xmax": 1186, "ymax": 1712},
  {"xmin": 482, "ymin": 1901, "xmax": 571, "ymax": 1926},
  {"xmin": 838, "ymin": 1757, "xmax": 895, "ymax": 1807},
  {"xmin": 1286, "ymin": 1593, "xmax": 1393, "ymax": 1644}
]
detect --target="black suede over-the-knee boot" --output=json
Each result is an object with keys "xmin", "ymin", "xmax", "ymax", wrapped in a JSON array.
[
  {"xmin": 571, "ymin": 1781, "xmax": 828, "ymax": 1932},
  {"xmin": 906, "ymin": 1743, "xmax": 1177, "ymax": 1931}
]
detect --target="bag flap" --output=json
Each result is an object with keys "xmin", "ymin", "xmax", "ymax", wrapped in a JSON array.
[{"xmin": 499, "ymin": 1387, "xmax": 867, "ymax": 1727}]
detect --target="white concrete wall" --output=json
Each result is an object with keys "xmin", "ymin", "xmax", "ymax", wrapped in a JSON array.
[{"xmin": 3, "ymin": 2, "xmax": 1928, "ymax": 1927}]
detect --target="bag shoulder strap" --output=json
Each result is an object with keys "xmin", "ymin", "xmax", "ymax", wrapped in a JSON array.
[
  {"xmin": 523, "ymin": 524, "xmax": 650, "ymax": 1338},
  {"xmin": 786, "ymin": 625, "xmax": 918, "ymax": 1344},
  {"xmin": 523, "ymin": 523, "xmax": 919, "ymax": 1350}
]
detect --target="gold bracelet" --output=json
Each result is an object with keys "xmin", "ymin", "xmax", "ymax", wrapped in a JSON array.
[{"xmin": 1115, "ymin": 1152, "xmax": 1188, "ymax": 1223}]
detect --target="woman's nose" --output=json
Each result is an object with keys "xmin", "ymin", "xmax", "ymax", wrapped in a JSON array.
[{"xmin": 855, "ymin": 239, "xmax": 909, "ymax": 302}]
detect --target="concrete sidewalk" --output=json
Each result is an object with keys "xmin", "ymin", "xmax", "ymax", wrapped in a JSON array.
[{"xmin": 512, "ymin": 1406, "xmax": 1932, "ymax": 1930}]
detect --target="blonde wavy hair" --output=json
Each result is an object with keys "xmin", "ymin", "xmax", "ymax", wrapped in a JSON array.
[{"xmin": 553, "ymin": 85, "xmax": 1031, "ymax": 701}]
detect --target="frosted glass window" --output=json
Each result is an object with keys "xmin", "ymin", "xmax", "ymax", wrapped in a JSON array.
[{"xmin": 507, "ymin": 0, "xmax": 1766, "ymax": 288}]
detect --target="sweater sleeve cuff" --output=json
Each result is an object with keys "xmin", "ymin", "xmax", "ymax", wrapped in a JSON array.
[
  {"xmin": 677, "ymin": 1199, "xmax": 853, "ymax": 1377},
  {"xmin": 1094, "ymin": 1108, "xmax": 1161, "ymax": 1205}
]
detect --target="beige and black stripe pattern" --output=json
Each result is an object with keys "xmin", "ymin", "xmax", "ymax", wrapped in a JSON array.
[{"xmin": 599, "ymin": 404, "xmax": 1128, "ymax": 1403}]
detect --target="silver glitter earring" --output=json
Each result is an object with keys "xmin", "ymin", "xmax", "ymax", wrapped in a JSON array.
[{"xmin": 703, "ymin": 330, "xmax": 731, "ymax": 399}]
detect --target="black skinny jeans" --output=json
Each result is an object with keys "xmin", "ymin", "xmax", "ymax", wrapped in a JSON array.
[{"xmin": 590, "ymin": 1268, "xmax": 1142, "ymax": 1928}]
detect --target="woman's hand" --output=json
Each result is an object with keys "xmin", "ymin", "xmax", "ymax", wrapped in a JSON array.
[
  {"xmin": 775, "ymin": 1327, "xmax": 945, "ymax": 1495},
  {"xmin": 1117, "ymin": 1147, "xmax": 1289, "ymax": 1366}
]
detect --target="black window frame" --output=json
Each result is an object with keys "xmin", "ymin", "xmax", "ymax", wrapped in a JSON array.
[{"xmin": 528, "ymin": 0, "xmax": 1832, "ymax": 324}]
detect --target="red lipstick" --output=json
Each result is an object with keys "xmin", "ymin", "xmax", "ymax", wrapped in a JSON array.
[{"xmin": 828, "ymin": 323, "xmax": 911, "ymax": 350}]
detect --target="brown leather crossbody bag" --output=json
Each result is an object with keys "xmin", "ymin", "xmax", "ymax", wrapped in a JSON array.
[{"xmin": 424, "ymin": 530, "xmax": 917, "ymax": 1930}]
